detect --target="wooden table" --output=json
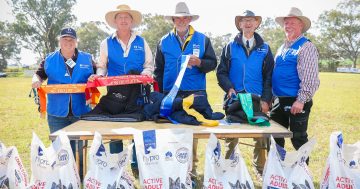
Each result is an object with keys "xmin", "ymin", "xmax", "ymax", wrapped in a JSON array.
[{"xmin": 49, "ymin": 120, "xmax": 292, "ymax": 177}]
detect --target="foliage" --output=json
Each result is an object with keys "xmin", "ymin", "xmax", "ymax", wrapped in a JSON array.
[
  {"xmin": 317, "ymin": 0, "xmax": 360, "ymax": 68},
  {"xmin": 76, "ymin": 21, "xmax": 109, "ymax": 59},
  {"xmin": 0, "ymin": 21, "xmax": 20, "ymax": 71},
  {"xmin": 139, "ymin": 13, "xmax": 173, "ymax": 53},
  {"xmin": 205, "ymin": 32, "xmax": 232, "ymax": 61},
  {"xmin": 257, "ymin": 17, "xmax": 285, "ymax": 53},
  {"xmin": 9, "ymin": 0, "xmax": 77, "ymax": 59}
]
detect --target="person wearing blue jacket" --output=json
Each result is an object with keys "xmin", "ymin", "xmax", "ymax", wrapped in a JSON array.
[
  {"xmin": 154, "ymin": 2, "xmax": 217, "ymax": 186},
  {"xmin": 31, "ymin": 27, "xmax": 95, "ymax": 179},
  {"xmin": 216, "ymin": 10, "xmax": 274, "ymax": 180},
  {"xmin": 88, "ymin": 4, "xmax": 154, "ymax": 178}
]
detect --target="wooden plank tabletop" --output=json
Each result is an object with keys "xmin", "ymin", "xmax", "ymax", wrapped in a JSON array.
[{"xmin": 49, "ymin": 120, "xmax": 292, "ymax": 140}]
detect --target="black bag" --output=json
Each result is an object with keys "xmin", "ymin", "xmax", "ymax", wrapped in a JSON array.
[{"xmin": 224, "ymin": 93, "xmax": 269, "ymax": 123}]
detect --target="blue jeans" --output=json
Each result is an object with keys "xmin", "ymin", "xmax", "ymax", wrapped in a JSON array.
[{"xmin": 47, "ymin": 114, "xmax": 83, "ymax": 178}]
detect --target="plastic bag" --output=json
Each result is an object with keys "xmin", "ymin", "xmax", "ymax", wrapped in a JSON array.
[
  {"xmin": 262, "ymin": 136, "xmax": 316, "ymax": 189},
  {"xmin": 203, "ymin": 133, "xmax": 254, "ymax": 189},
  {"xmin": 84, "ymin": 132, "xmax": 134, "ymax": 189},
  {"xmin": 0, "ymin": 142, "xmax": 29, "ymax": 188},
  {"xmin": 134, "ymin": 129, "xmax": 193, "ymax": 189},
  {"xmin": 29, "ymin": 132, "xmax": 80, "ymax": 189},
  {"xmin": 320, "ymin": 131, "xmax": 360, "ymax": 189}
]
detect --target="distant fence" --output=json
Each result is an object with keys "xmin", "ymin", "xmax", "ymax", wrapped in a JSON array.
[{"xmin": 336, "ymin": 67, "xmax": 360, "ymax": 74}]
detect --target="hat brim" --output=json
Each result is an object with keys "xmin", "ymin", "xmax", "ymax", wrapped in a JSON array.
[
  {"xmin": 235, "ymin": 16, "xmax": 262, "ymax": 32},
  {"xmin": 275, "ymin": 16, "xmax": 311, "ymax": 33},
  {"xmin": 105, "ymin": 10, "xmax": 142, "ymax": 29},
  {"xmin": 60, "ymin": 34, "xmax": 76, "ymax": 39},
  {"xmin": 164, "ymin": 14, "xmax": 199, "ymax": 22}
]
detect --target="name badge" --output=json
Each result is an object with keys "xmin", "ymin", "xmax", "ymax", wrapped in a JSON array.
[
  {"xmin": 65, "ymin": 59, "xmax": 76, "ymax": 68},
  {"xmin": 193, "ymin": 44, "xmax": 200, "ymax": 57}
]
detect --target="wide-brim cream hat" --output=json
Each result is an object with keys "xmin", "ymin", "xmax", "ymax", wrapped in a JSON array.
[
  {"xmin": 105, "ymin": 4, "xmax": 142, "ymax": 29},
  {"xmin": 164, "ymin": 2, "xmax": 199, "ymax": 22},
  {"xmin": 275, "ymin": 7, "xmax": 311, "ymax": 33},
  {"xmin": 235, "ymin": 10, "xmax": 262, "ymax": 31}
]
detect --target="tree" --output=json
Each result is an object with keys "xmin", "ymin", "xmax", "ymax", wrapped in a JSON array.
[
  {"xmin": 9, "ymin": 0, "xmax": 77, "ymax": 60},
  {"xmin": 139, "ymin": 13, "xmax": 173, "ymax": 53},
  {"xmin": 206, "ymin": 32, "xmax": 232, "ymax": 61},
  {"xmin": 257, "ymin": 17, "xmax": 285, "ymax": 52},
  {"xmin": 0, "ymin": 21, "xmax": 20, "ymax": 71},
  {"xmin": 317, "ymin": 0, "xmax": 360, "ymax": 68},
  {"xmin": 77, "ymin": 21, "xmax": 109, "ymax": 59}
]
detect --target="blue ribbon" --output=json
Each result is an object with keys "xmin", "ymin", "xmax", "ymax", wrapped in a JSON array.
[{"xmin": 160, "ymin": 55, "xmax": 190, "ymax": 117}]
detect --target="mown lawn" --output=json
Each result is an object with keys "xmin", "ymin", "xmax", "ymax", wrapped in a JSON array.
[{"xmin": 0, "ymin": 72, "xmax": 359, "ymax": 188}]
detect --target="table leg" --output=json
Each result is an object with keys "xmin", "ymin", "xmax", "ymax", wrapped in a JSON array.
[
  {"xmin": 83, "ymin": 140, "xmax": 88, "ymax": 178},
  {"xmin": 75, "ymin": 140, "xmax": 80, "ymax": 173}
]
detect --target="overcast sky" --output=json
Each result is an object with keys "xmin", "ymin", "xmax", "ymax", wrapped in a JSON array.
[{"xmin": 1, "ymin": 0, "xmax": 341, "ymax": 65}]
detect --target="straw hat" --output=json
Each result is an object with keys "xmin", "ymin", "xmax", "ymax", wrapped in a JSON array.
[
  {"xmin": 164, "ymin": 2, "xmax": 199, "ymax": 22},
  {"xmin": 235, "ymin": 10, "xmax": 262, "ymax": 31},
  {"xmin": 105, "ymin": 4, "xmax": 142, "ymax": 29},
  {"xmin": 275, "ymin": 7, "xmax": 311, "ymax": 33}
]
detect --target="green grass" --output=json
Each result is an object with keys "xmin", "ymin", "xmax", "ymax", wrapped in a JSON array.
[{"xmin": 1, "ymin": 72, "xmax": 360, "ymax": 188}]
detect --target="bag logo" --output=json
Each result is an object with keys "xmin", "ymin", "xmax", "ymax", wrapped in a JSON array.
[
  {"xmin": 165, "ymin": 151, "xmax": 173, "ymax": 161},
  {"xmin": 57, "ymin": 149, "xmax": 69, "ymax": 166},
  {"xmin": 176, "ymin": 147, "xmax": 189, "ymax": 164}
]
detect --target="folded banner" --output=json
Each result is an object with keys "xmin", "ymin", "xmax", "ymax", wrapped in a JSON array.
[
  {"xmin": 37, "ymin": 84, "xmax": 100, "ymax": 118},
  {"xmin": 86, "ymin": 75, "xmax": 156, "ymax": 88},
  {"xmin": 160, "ymin": 55, "xmax": 190, "ymax": 117}
]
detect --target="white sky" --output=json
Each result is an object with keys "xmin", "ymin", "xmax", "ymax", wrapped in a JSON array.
[{"xmin": 1, "ymin": 0, "xmax": 341, "ymax": 65}]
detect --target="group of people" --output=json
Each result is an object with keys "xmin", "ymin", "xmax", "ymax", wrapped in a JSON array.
[{"xmin": 31, "ymin": 1, "xmax": 319, "ymax": 184}]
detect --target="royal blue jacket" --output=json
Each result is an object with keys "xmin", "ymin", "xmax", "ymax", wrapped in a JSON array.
[
  {"xmin": 45, "ymin": 50, "xmax": 93, "ymax": 117},
  {"xmin": 217, "ymin": 32, "xmax": 274, "ymax": 103},
  {"xmin": 154, "ymin": 27, "xmax": 217, "ymax": 93},
  {"xmin": 272, "ymin": 36, "xmax": 308, "ymax": 97},
  {"xmin": 107, "ymin": 35, "xmax": 145, "ymax": 76}
]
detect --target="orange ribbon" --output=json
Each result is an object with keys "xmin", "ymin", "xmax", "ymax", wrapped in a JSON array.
[
  {"xmin": 37, "ymin": 75, "xmax": 158, "ymax": 118},
  {"xmin": 37, "ymin": 84, "xmax": 100, "ymax": 118}
]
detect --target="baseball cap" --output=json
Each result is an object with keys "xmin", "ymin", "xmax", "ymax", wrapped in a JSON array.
[{"xmin": 60, "ymin": 27, "xmax": 77, "ymax": 39}]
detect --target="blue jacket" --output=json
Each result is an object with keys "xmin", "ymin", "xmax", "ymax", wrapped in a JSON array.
[
  {"xmin": 272, "ymin": 36, "xmax": 309, "ymax": 97},
  {"xmin": 160, "ymin": 31, "xmax": 205, "ymax": 91},
  {"xmin": 45, "ymin": 50, "xmax": 93, "ymax": 117},
  {"xmin": 107, "ymin": 35, "xmax": 145, "ymax": 76},
  {"xmin": 229, "ymin": 40, "xmax": 269, "ymax": 96},
  {"xmin": 217, "ymin": 32, "xmax": 274, "ymax": 103},
  {"xmin": 154, "ymin": 27, "xmax": 217, "ymax": 93}
]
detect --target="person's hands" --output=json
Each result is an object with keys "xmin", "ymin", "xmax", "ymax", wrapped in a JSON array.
[
  {"xmin": 291, "ymin": 100, "xmax": 304, "ymax": 115},
  {"xmin": 188, "ymin": 55, "xmax": 201, "ymax": 67},
  {"xmin": 227, "ymin": 88, "xmax": 236, "ymax": 98},
  {"xmin": 260, "ymin": 100, "xmax": 270, "ymax": 113},
  {"xmin": 88, "ymin": 74, "xmax": 101, "ymax": 82},
  {"xmin": 32, "ymin": 81, "xmax": 42, "ymax": 88}
]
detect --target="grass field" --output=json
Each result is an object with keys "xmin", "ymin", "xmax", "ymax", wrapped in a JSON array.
[{"xmin": 0, "ymin": 72, "xmax": 359, "ymax": 188}]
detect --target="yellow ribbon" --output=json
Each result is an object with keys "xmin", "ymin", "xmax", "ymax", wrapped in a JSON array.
[{"xmin": 182, "ymin": 94, "xmax": 219, "ymax": 127}]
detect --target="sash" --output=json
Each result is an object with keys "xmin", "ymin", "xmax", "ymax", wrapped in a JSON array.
[
  {"xmin": 160, "ymin": 55, "xmax": 190, "ymax": 117},
  {"xmin": 237, "ymin": 93, "xmax": 270, "ymax": 126},
  {"xmin": 37, "ymin": 84, "xmax": 100, "ymax": 118},
  {"xmin": 37, "ymin": 75, "xmax": 156, "ymax": 118},
  {"xmin": 86, "ymin": 75, "xmax": 156, "ymax": 88}
]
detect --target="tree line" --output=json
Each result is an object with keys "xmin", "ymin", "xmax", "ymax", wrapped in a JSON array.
[{"xmin": 0, "ymin": 0, "xmax": 359, "ymax": 72}]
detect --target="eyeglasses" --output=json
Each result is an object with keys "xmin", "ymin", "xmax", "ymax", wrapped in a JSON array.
[{"xmin": 240, "ymin": 18, "xmax": 256, "ymax": 23}]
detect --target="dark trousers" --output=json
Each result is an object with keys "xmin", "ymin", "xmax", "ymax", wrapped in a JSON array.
[{"xmin": 271, "ymin": 97, "xmax": 313, "ymax": 150}]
